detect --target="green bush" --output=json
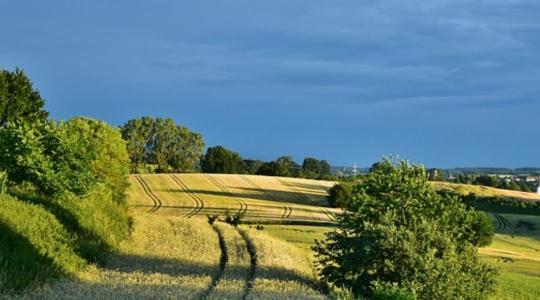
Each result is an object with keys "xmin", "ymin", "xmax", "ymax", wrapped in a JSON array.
[
  {"xmin": 327, "ymin": 183, "xmax": 352, "ymax": 208},
  {"xmin": 0, "ymin": 194, "xmax": 85, "ymax": 293},
  {"xmin": 315, "ymin": 158, "xmax": 498, "ymax": 299}
]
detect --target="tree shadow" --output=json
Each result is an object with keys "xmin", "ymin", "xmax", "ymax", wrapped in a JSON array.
[
  {"xmin": 0, "ymin": 220, "xmax": 62, "ymax": 293},
  {"xmin": 14, "ymin": 193, "xmax": 109, "ymax": 263},
  {"xmin": 166, "ymin": 187, "xmax": 329, "ymax": 207},
  {"xmin": 102, "ymin": 253, "xmax": 321, "ymax": 291}
]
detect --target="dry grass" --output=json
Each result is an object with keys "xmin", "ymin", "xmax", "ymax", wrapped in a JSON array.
[
  {"xmin": 11, "ymin": 213, "xmax": 219, "ymax": 299},
  {"xmin": 431, "ymin": 181, "xmax": 540, "ymax": 202},
  {"xmin": 127, "ymin": 174, "xmax": 340, "ymax": 224},
  {"xmin": 9, "ymin": 212, "xmax": 327, "ymax": 299},
  {"xmin": 245, "ymin": 227, "xmax": 326, "ymax": 300}
]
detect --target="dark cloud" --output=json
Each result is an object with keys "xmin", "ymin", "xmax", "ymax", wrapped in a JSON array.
[{"xmin": 0, "ymin": 0, "xmax": 538, "ymax": 167}]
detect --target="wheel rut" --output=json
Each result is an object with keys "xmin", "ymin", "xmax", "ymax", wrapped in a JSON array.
[
  {"xmin": 279, "ymin": 178, "xmax": 336, "ymax": 222},
  {"xmin": 200, "ymin": 225, "xmax": 228, "ymax": 299},
  {"xmin": 237, "ymin": 228, "xmax": 257, "ymax": 300},
  {"xmin": 242, "ymin": 175, "xmax": 293, "ymax": 220},
  {"xmin": 206, "ymin": 175, "xmax": 248, "ymax": 216},
  {"xmin": 135, "ymin": 175, "xmax": 162, "ymax": 213},
  {"xmin": 492, "ymin": 212, "xmax": 510, "ymax": 233},
  {"xmin": 170, "ymin": 174, "xmax": 205, "ymax": 218}
]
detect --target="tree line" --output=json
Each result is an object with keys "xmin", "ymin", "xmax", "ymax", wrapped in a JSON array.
[{"xmin": 200, "ymin": 145, "xmax": 332, "ymax": 179}]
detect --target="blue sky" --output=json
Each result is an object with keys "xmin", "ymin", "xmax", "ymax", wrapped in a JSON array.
[{"xmin": 1, "ymin": 1, "xmax": 539, "ymax": 168}]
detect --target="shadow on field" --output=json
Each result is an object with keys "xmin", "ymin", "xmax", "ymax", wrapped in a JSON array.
[
  {"xmin": 166, "ymin": 187, "xmax": 329, "ymax": 206},
  {"xmin": 0, "ymin": 221, "xmax": 61, "ymax": 292},
  {"xmin": 292, "ymin": 181, "xmax": 335, "ymax": 192},
  {"xmin": 14, "ymin": 194, "xmax": 108, "ymax": 262},
  {"xmin": 104, "ymin": 253, "xmax": 318, "ymax": 288}
]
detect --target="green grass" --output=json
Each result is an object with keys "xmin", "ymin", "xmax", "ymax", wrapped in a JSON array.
[{"xmin": 0, "ymin": 194, "xmax": 85, "ymax": 293}]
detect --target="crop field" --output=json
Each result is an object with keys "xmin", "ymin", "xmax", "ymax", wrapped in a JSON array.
[
  {"xmin": 127, "ymin": 174, "xmax": 339, "ymax": 224},
  {"xmin": 431, "ymin": 181, "xmax": 540, "ymax": 202},
  {"xmin": 13, "ymin": 213, "xmax": 325, "ymax": 299}
]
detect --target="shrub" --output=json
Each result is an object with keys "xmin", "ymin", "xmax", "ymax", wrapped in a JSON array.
[
  {"xmin": 314, "ymin": 158, "xmax": 498, "ymax": 299},
  {"xmin": 0, "ymin": 194, "xmax": 85, "ymax": 292},
  {"xmin": 327, "ymin": 183, "xmax": 352, "ymax": 208}
]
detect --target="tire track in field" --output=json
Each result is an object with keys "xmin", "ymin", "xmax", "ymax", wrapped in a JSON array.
[
  {"xmin": 134, "ymin": 175, "xmax": 162, "ymax": 213},
  {"xmin": 206, "ymin": 175, "xmax": 248, "ymax": 216},
  {"xmin": 492, "ymin": 212, "xmax": 510, "ymax": 233},
  {"xmin": 200, "ymin": 225, "xmax": 228, "ymax": 300},
  {"xmin": 241, "ymin": 175, "xmax": 293, "ymax": 219},
  {"xmin": 279, "ymin": 179, "xmax": 336, "ymax": 222},
  {"xmin": 237, "ymin": 228, "xmax": 257, "ymax": 300},
  {"xmin": 170, "ymin": 174, "xmax": 205, "ymax": 218}
]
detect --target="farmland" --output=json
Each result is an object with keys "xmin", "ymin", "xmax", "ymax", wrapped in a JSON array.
[
  {"xmin": 128, "ymin": 173, "xmax": 339, "ymax": 224},
  {"xmin": 5, "ymin": 173, "xmax": 540, "ymax": 299}
]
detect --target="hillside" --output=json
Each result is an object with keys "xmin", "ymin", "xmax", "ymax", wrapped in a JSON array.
[
  {"xmin": 430, "ymin": 181, "xmax": 540, "ymax": 202},
  {"xmin": 11, "ymin": 213, "xmax": 325, "ymax": 299},
  {"xmin": 127, "ymin": 174, "xmax": 339, "ymax": 224}
]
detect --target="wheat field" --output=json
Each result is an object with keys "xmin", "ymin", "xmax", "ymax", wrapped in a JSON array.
[
  {"xmin": 128, "ymin": 174, "xmax": 339, "ymax": 224},
  {"xmin": 11, "ymin": 212, "xmax": 325, "ymax": 299}
]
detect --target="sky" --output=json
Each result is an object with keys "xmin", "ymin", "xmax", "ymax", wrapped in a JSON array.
[{"xmin": 0, "ymin": 0, "xmax": 539, "ymax": 168}]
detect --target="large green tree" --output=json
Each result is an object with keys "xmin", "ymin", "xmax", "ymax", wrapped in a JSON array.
[
  {"xmin": 302, "ymin": 157, "xmax": 331, "ymax": 179},
  {"xmin": 314, "ymin": 158, "xmax": 497, "ymax": 299},
  {"xmin": 200, "ymin": 146, "xmax": 246, "ymax": 174},
  {"xmin": 0, "ymin": 68, "xmax": 48, "ymax": 126},
  {"xmin": 120, "ymin": 117, "xmax": 204, "ymax": 173}
]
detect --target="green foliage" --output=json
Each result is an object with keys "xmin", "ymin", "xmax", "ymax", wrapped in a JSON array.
[
  {"xmin": 0, "ymin": 170, "xmax": 7, "ymax": 194},
  {"xmin": 201, "ymin": 145, "xmax": 246, "ymax": 174},
  {"xmin": 327, "ymin": 183, "xmax": 352, "ymax": 208},
  {"xmin": 314, "ymin": 158, "xmax": 498, "ymax": 299},
  {"xmin": 302, "ymin": 157, "xmax": 331, "ymax": 179},
  {"xmin": 273, "ymin": 156, "xmax": 300, "ymax": 177},
  {"xmin": 0, "ymin": 194, "xmax": 85, "ymax": 292},
  {"xmin": 0, "ymin": 118, "xmax": 130, "ymax": 200},
  {"xmin": 372, "ymin": 282, "xmax": 415, "ymax": 300},
  {"xmin": 0, "ymin": 68, "xmax": 48, "ymax": 126},
  {"xmin": 120, "ymin": 116, "xmax": 204, "ymax": 173},
  {"xmin": 256, "ymin": 156, "xmax": 300, "ymax": 177}
]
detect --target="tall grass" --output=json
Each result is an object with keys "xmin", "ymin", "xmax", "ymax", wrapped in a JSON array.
[{"xmin": 0, "ymin": 194, "xmax": 85, "ymax": 293}]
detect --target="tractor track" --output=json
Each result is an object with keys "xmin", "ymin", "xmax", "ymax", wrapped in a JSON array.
[
  {"xmin": 170, "ymin": 174, "xmax": 205, "ymax": 218},
  {"xmin": 200, "ymin": 225, "xmax": 228, "ymax": 300},
  {"xmin": 206, "ymin": 175, "xmax": 248, "ymax": 216},
  {"xmin": 135, "ymin": 175, "xmax": 162, "ymax": 213},
  {"xmin": 241, "ymin": 175, "xmax": 293, "ymax": 219},
  {"xmin": 237, "ymin": 228, "xmax": 257, "ymax": 300},
  {"xmin": 279, "ymin": 179, "xmax": 336, "ymax": 222},
  {"xmin": 492, "ymin": 212, "xmax": 510, "ymax": 233}
]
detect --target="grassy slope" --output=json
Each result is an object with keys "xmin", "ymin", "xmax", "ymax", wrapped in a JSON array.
[
  {"xmin": 431, "ymin": 181, "xmax": 540, "ymax": 202},
  {"xmin": 11, "ymin": 213, "xmax": 325, "ymax": 299},
  {"xmin": 128, "ymin": 174, "xmax": 339, "ymax": 224}
]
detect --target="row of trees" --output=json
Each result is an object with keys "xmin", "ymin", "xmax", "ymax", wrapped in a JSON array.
[
  {"xmin": 200, "ymin": 145, "xmax": 332, "ymax": 179},
  {"xmin": 120, "ymin": 117, "xmax": 205, "ymax": 173}
]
